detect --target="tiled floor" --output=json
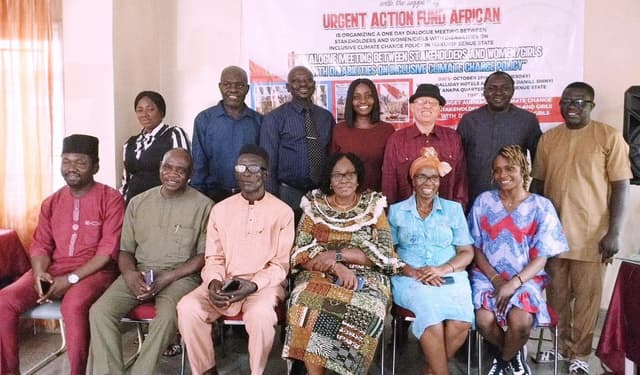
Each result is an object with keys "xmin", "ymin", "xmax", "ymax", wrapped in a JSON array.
[{"xmin": 19, "ymin": 314, "xmax": 608, "ymax": 374}]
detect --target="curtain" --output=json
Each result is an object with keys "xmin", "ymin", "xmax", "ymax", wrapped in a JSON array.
[{"xmin": 0, "ymin": 0, "xmax": 63, "ymax": 247}]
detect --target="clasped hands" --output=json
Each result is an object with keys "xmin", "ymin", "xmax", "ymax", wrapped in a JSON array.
[
  {"xmin": 402, "ymin": 264, "xmax": 449, "ymax": 287},
  {"xmin": 123, "ymin": 269, "xmax": 174, "ymax": 301},
  {"xmin": 208, "ymin": 278, "xmax": 258, "ymax": 307},
  {"xmin": 34, "ymin": 272, "xmax": 71, "ymax": 304},
  {"xmin": 490, "ymin": 276, "xmax": 522, "ymax": 315},
  {"xmin": 305, "ymin": 250, "xmax": 359, "ymax": 290}
]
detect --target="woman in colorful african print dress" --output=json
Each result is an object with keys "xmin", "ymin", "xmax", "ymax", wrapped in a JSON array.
[
  {"xmin": 468, "ymin": 145, "xmax": 568, "ymax": 375},
  {"xmin": 282, "ymin": 152, "xmax": 403, "ymax": 375}
]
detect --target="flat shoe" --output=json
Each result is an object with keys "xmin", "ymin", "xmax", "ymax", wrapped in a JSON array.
[{"xmin": 162, "ymin": 343, "xmax": 182, "ymax": 357}]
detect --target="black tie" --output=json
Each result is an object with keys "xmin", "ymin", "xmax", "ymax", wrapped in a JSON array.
[{"xmin": 303, "ymin": 108, "xmax": 323, "ymax": 185}]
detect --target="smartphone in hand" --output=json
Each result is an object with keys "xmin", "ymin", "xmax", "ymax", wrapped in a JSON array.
[
  {"xmin": 38, "ymin": 279, "xmax": 52, "ymax": 295},
  {"xmin": 143, "ymin": 270, "xmax": 154, "ymax": 285},
  {"xmin": 442, "ymin": 276, "xmax": 455, "ymax": 285},
  {"xmin": 221, "ymin": 279, "xmax": 240, "ymax": 292}
]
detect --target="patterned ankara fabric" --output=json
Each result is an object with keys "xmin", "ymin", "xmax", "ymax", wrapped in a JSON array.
[
  {"xmin": 282, "ymin": 190, "xmax": 402, "ymax": 375},
  {"xmin": 468, "ymin": 191, "xmax": 568, "ymax": 326}
]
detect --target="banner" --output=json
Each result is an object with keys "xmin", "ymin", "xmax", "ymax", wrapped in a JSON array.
[{"xmin": 242, "ymin": 0, "xmax": 584, "ymax": 129}]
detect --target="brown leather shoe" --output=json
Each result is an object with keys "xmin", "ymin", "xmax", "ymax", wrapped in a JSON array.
[{"xmin": 203, "ymin": 366, "xmax": 219, "ymax": 375}]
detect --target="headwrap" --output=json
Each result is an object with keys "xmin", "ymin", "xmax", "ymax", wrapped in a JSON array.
[
  {"xmin": 62, "ymin": 134, "xmax": 99, "ymax": 160},
  {"xmin": 409, "ymin": 147, "xmax": 452, "ymax": 178}
]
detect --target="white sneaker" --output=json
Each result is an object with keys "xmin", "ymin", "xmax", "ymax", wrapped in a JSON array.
[
  {"xmin": 536, "ymin": 349, "xmax": 566, "ymax": 363},
  {"xmin": 510, "ymin": 346, "xmax": 532, "ymax": 375},
  {"xmin": 569, "ymin": 358, "xmax": 590, "ymax": 374},
  {"xmin": 487, "ymin": 357, "xmax": 509, "ymax": 375}
]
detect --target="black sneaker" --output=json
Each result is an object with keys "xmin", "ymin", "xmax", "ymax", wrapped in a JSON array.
[
  {"xmin": 510, "ymin": 346, "xmax": 532, "ymax": 375},
  {"xmin": 487, "ymin": 357, "xmax": 509, "ymax": 375}
]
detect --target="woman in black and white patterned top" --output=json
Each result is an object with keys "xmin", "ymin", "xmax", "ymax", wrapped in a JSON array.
[{"xmin": 121, "ymin": 91, "xmax": 190, "ymax": 203}]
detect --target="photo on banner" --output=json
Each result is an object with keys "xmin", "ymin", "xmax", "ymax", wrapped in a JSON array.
[{"xmin": 242, "ymin": 0, "xmax": 584, "ymax": 130}]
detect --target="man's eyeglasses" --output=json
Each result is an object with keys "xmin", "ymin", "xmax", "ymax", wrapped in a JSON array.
[
  {"xmin": 234, "ymin": 164, "xmax": 265, "ymax": 174},
  {"xmin": 414, "ymin": 174, "xmax": 440, "ymax": 184},
  {"xmin": 559, "ymin": 99, "xmax": 594, "ymax": 107},
  {"xmin": 330, "ymin": 171, "xmax": 357, "ymax": 181}
]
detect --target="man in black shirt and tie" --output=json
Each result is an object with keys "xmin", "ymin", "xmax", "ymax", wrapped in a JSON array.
[{"xmin": 260, "ymin": 66, "xmax": 336, "ymax": 222}]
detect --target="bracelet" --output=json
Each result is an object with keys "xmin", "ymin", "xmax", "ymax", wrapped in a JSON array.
[
  {"xmin": 490, "ymin": 274, "xmax": 501, "ymax": 283},
  {"xmin": 446, "ymin": 262, "xmax": 455, "ymax": 273},
  {"xmin": 515, "ymin": 274, "xmax": 524, "ymax": 286}
]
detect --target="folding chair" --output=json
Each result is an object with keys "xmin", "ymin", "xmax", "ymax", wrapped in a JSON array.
[
  {"xmin": 391, "ymin": 304, "xmax": 472, "ymax": 375},
  {"xmin": 20, "ymin": 301, "xmax": 66, "ymax": 375},
  {"xmin": 530, "ymin": 307, "xmax": 560, "ymax": 375},
  {"xmin": 119, "ymin": 302, "xmax": 156, "ymax": 369}
]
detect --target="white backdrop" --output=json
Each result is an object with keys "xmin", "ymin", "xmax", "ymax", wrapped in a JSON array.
[{"xmin": 243, "ymin": 0, "xmax": 584, "ymax": 129}]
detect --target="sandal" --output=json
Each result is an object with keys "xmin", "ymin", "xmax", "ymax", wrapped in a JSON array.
[
  {"xmin": 569, "ymin": 359, "xmax": 590, "ymax": 374},
  {"xmin": 535, "ymin": 349, "xmax": 566, "ymax": 363},
  {"xmin": 162, "ymin": 343, "xmax": 183, "ymax": 357}
]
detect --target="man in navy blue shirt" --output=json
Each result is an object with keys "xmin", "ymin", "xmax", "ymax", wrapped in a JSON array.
[
  {"xmin": 260, "ymin": 66, "xmax": 335, "ymax": 222},
  {"xmin": 191, "ymin": 66, "xmax": 263, "ymax": 203}
]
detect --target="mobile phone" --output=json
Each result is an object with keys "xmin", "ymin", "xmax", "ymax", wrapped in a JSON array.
[
  {"xmin": 38, "ymin": 279, "xmax": 52, "ymax": 295},
  {"xmin": 442, "ymin": 276, "xmax": 455, "ymax": 285},
  {"xmin": 333, "ymin": 276, "xmax": 367, "ymax": 290},
  {"xmin": 221, "ymin": 279, "xmax": 240, "ymax": 292},
  {"xmin": 143, "ymin": 269, "xmax": 154, "ymax": 285}
]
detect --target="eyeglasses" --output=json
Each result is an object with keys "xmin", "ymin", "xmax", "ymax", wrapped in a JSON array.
[
  {"xmin": 559, "ymin": 99, "xmax": 594, "ymax": 107},
  {"xmin": 234, "ymin": 164, "xmax": 265, "ymax": 174},
  {"xmin": 221, "ymin": 81, "xmax": 247, "ymax": 90},
  {"xmin": 414, "ymin": 174, "xmax": 440, "ymax": 184},
  {"xmin": 330, "ymin": 171, "xmax": 357, "ymax": 181},
  {"xmin": 412, "ymin": 98, "xmax": 440, "ymax": 107}
]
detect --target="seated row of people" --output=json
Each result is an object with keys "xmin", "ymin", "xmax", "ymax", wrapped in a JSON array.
[
  {"xmin": 0, "ymin": 135, "xmax": 564, "ymax": 375},
  {"xmin": 286, "ymin": 145, "xmax": 567, "ymax": 375}
]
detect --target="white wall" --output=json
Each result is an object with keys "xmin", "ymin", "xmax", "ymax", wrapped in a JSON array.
[
  {"xmin": 62, "ymin": 0, "xmax": 116, "ymax": 185},
  {"xmin": 62, "ymin": 0, "xmax": 639, "ymax": 306},
  {"xmin": 583, "ymin": 1, "xmax": 640, "ymax": 306}
]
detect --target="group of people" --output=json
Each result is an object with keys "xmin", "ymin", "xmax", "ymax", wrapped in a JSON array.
[{"xmin": 0, "ymin": 63, "xmax": 631, "ymax": 375}]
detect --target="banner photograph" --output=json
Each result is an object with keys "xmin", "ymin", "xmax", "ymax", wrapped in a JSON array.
[{"xmin": 242, "ymin": 0, "xmax": 584, "ymax": 129}]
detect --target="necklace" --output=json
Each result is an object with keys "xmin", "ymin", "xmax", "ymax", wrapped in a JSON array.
[
  {"xmin": 417, "ymin": 204, "xmax": 432, "ymax": 217},
  {"xmin": 330, "ymin": 194, "xmax": 358, "ymax": 210}
]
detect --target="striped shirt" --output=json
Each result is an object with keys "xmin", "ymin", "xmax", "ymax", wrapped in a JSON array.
[
  {"xmin": 260, "ymin": 101, "xmax": 335, "ymax": 193},
  {"xmin": 121, "ymin": 123, "xmax": 190, "ymax": 202}
]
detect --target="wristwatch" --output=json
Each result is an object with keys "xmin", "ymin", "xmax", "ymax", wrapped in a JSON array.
[
  {"xmin": 67, "ymin": 273, "xmax": 80, "ymax": 284},
  {"xmin": 335, "ymin": 249, "xmax": 343, "ymax": 263}
]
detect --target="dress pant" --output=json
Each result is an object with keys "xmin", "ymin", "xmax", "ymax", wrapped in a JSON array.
[
  {"xmin": 0, "ymin": 266, "xmax": 116, "ymax": 375},
  {"xmin": 177, "ymin": 284, "xmax": 284, "ymax": 375},
  {"xmin": 278, "ymin": 183, "xmax": 310, "ymax": 225},
  {"xmin": 546, "ymin": 258, "xmax": 604, "ymax": 359},
  {"xmin": 89, "ymin": 275, "xmax": 199, "ymax": 375}
]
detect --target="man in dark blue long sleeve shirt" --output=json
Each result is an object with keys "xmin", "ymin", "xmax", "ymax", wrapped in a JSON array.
[
  {"xmin": 191, "ymin": 66, "xmax": 263, "ymax": 203},
  {"xmin": 260, "ymin": 66, "xmax": 335, "ymax": 221}
]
